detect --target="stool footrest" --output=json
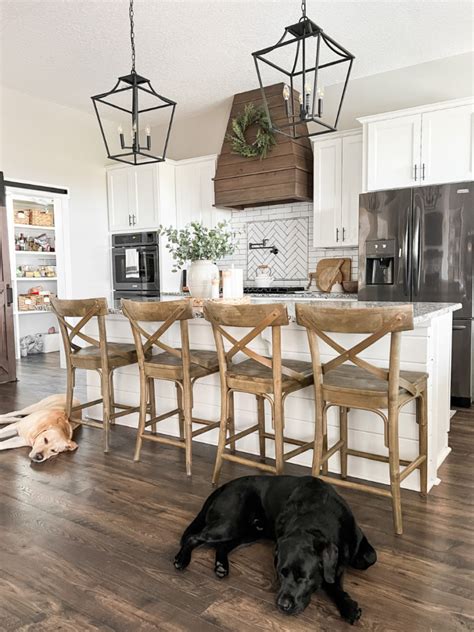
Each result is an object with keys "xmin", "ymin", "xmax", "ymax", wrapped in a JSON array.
[
  {"xmin": 346, "ymin": 448, "xmax": 410, "ymax": 467},
  {"xmin": 144, "ymin": 408, "xmax": 179, "ymax": 427},
  {"xmin": 192, "ymin": 421, "xmax": 220, "ymax": 438},
  {"xmin": 71, "ymin": 399, "xmax": 103, "ymax": 412},
  {"xmin": 222, "ymin": 452, "xmax": 276, "ymax": 473},
  {"xmin": 141, "ymin": 433, "xmax": 184, "ymax": 449},
  {"xmin": 225, "ymin": 424, "xmax": 260, "ymax": 445},
  {"xmin": 399, "ymin": 454, "xmax": 426, "ymax": 482},
  {"xmin": 77, "ymin": 417, "xmax": 105, "ymax": 429},
  {"xmin": 321, "ymin": 439, "xmax": 345, "ymax": 464},
  {"xmin": 262, "ymin": 432, "xmax": 307, "ymax": 447},
  {"xmin": 319, "ymin": 474, "xmax": 392, "ymax": 498},
  {"xmin": 283, "ymin": 441, "xmax": 313, "ymax": 461},
  {"xmin": 110, "ymin": 406, "xmax": 140, "ymax": 421}
]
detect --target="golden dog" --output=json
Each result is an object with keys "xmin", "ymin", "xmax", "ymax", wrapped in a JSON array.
[{"xmin": 0, "ymin": 394, "xmax": 80, "ymax": 462}]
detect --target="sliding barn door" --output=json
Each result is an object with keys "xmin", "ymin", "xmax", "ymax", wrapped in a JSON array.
[{"xmin": 0, "ymin": 172, "xmax": 16, "ymax": 383}]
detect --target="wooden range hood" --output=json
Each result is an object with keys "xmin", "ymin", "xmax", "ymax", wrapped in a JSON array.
[{"xmin": 214, "ymin": 83, "xmax": 313, "ymax": 210}]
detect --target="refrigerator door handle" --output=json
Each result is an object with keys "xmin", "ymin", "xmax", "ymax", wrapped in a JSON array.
[
  {"xmin": 403, "ymin": 209, "xmax": 411, "ymax": 296},
  {"xmin": 413, "ymin": 205, "xmax": 422, "ymax": 296}
]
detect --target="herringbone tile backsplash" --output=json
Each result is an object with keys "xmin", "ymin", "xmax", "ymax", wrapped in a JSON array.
[{"xmin": 219, "ymin": 202, "xmax": 358, "ymax": 287}]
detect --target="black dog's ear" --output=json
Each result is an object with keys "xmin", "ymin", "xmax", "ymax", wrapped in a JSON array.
[{"xmin": 321, "ymin": 543, "xmax": 339, "ymax": 584}]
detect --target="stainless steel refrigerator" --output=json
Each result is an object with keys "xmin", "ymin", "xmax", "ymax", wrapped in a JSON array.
[{"xmin": 358, "ymin": 183, "xmax": 473, "ymax": 406}]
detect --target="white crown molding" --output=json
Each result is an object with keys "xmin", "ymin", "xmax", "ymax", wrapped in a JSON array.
[{"xmin": 357, "ymin": 97, "xmax": 474, "ymax": 124}]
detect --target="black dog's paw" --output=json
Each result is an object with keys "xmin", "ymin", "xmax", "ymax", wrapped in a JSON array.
[
  {"xmin": 214, "ymin": 561, "xmax": 229, "ymax": 578},
  {"xmin": 340, "ymin": 598, "xmax": 361, "ymax": 625},
  {"xmin": 174, "ymin": 551, "xmax": 190, "ymax": 571}
]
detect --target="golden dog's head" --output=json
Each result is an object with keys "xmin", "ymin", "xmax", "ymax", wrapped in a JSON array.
[{"xmin": 29, "ymin": 412, "xmax": 78, "ymax": 462}]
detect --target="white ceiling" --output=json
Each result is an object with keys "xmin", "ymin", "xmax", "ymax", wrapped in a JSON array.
[{"xmin": 1, "ymin": 0, "xmax": 473, "ymax": 121}]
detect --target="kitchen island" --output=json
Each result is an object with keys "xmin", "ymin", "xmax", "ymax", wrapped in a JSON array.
[{"xmin": 84, "ymin": 297, "xmax": 460, "ymax": 492}]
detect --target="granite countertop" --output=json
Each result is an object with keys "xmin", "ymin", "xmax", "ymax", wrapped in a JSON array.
[{"xmin": 110, "ymin": 295, "xmax": 461, "ymax": 326}]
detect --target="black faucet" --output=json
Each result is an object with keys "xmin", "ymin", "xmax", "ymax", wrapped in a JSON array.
[{"xmin": 249, "ymin": 238, "xmax": 279, "ymax": 255}]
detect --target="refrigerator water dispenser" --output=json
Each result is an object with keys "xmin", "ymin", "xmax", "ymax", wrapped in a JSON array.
[{"xmin": 365, "ymin": 240, "xmax": 395, "ymax": 285}]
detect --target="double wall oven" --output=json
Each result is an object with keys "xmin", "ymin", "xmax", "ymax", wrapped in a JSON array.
[{"xmin": 112, "ymin": 232, "xmax": 160, "ymax": 303}]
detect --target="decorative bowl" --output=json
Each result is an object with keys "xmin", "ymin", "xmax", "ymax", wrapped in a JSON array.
[{"xmin": 342, "ymin": 280, "xmax": 358, "ymax": 294}]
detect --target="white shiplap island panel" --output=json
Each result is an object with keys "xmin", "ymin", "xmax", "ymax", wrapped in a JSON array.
[{"xmin": 84, "ymin": 298, "xmax": 460, "ymax": 493}]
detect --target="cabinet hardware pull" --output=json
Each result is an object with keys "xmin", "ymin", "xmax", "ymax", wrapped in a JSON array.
[
  {"xmin": 128, "ymin": 214, "xmax": 132, "ymax": 226},
  {"xmin": 342, "ymin": 227, "xmax": 346, "ymax": 242},
  {"xmin": 336, "ymin": 228, "xmax": 339, "ymax": 242},
  {"xmin": 414, "ymin": 164, "xmax": 417, "ymax": 181},
  {"xmin": 132, "ymin": 214, "xmax": 136, "ymax": 226},
  {"xmin": 422, "ymin": 163, "xmax": 425, "ymax": 180}
]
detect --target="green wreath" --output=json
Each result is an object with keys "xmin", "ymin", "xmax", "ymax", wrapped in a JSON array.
[{"xmin": 226, "ymin": 103, "xmax": 276, "ymax": 159}]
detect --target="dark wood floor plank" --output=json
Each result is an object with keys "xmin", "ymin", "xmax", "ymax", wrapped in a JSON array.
[{"xmin": 0, "ymin": 353, "xmax": 473, "ymax": 631}]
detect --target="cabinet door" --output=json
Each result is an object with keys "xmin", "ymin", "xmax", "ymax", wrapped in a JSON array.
[
  {"xmin": 341, "ymin": 134, "xmax": 362, "ymax": 246},
  {"xmin": 157, "ymin": 162, "xmax": 181, "ymax": 293},
  {"xmin": 313, "ymin": 138, "xmax": 342, "ymax": 248},
  {"xmin": 133, "ymin": 164, "xmax": 159, "ymax": 228},
  {"xmin": 175, "ymin": 158, "xmax": 217, "ymax": 228},
  {"xmin": 421, "ymin": 105, "xmax": 474, "ymax": 184},
  {"xmin": 367, "ymin": 115, "xmax": 421, "ymax": 191},
  {"xmin": 107, "ymin": 168, "xmax": 133, "ymax": 230}
]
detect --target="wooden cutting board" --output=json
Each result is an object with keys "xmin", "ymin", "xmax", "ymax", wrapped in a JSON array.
[{"xmin": 314, "ymin": 258, "xmax": 351, "ymax": 292}]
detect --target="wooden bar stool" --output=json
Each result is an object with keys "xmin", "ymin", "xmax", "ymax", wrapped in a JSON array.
[
  {"xmin": 51, "ymin": 297, "xmax": 143, "ymax": 453},
  {"xmin": 203, "ymin": 302, "xmax": 314, "ymax": 485},
  {"xmin": 122, "ymin": 299, "xmax": 221, "ymax": 476},
  {"xmin": 296, "ymin": 303, "xmax": 428, "ymax": 535}
]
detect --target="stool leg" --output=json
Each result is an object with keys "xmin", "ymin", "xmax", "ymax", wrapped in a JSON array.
[
  {"xmin": 257, "ymin": 395, "xmax": 266, "ymax": 462},
  {"xmin": 109, "ymin": 370, "xmax": 116, "ymax": 425},
  {"xmin": 212, "ymin": 388, "xmax": 229, "ymax": 486},
  {"xmin": 322, "ymin": 407, "xmax": 329, "ymax": 476},
  {"xmin": 148, "ymin": 378, "xmax": 157, "ymax": 434},
  {"xmin": 340, "ymin": 407, "xmax": 348, "ymax": 479},
  {"xmin": 228, "ymin": 391, "xmax": 236, "ymax": 454},
  {"xmin": 273, "ymin": 395, "xmax": 284, "ymax": 475},
  {"xmin": 182, "ymin": 377, "xmax": 193, "ymax": 477},
  {"xmin": 176, "ymin": 382, "xmax": 185, "ymax": 440},
  {"xmin": 101, "ymin": 369, "xmax": 111, "ymax": 454},
  {"xmin": 388, "ymin": 406, "xmax": 403, "ymax": 535},
  {"xmin": 312, "ymin": 402, "xmax": 324, "ymax": 477},
  {"xmin": 417, "ymin": 391, "xmax": 428, "ymax": 497},
  {"xmin": 65, "ymin": 365, "xmax": 74, "ymax": 419},
  {"xmin": 134, "ymin": 372, "xmax": 148, "ymax": 462}
]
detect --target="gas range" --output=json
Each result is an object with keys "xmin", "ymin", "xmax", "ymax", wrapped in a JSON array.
[{"xmin": 243, "ymin": 286, "xmax": 305, "ymax": 294}]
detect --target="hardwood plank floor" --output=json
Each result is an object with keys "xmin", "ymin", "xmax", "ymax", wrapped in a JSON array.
[{"xmin": 0, "ymin": 354, "xmax": 473, "ymax": 631}]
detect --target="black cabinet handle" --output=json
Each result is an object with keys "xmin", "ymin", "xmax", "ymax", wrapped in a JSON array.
[
  {"xmin": 336, "ymin": 228, "xmax": 339, "ymax": 242},
  {"xmin": 342, "ymin": 227, "xmax": 346, "ymax": 242},
  {"xmin": 453, "ymin": 325, "xmax": 467, "ymax": 330},
  {"xmin": 6, "ymin": 285, "xmax": 13, "ymax": 306},
  {"xmin": 414, "ymin": 164, "xmax": 417, "ymax": 181}
]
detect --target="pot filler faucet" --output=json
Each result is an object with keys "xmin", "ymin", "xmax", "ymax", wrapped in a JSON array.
[{"xmin": 249, "ymin": 238, "xmax": 279, "ymax": 255}]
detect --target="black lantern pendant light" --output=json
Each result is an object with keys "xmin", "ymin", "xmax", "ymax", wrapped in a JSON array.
[
  {"xmin": 252, "ymin": 0, "xmax": 354, "ymax": 139},
  {"xmin": 91, "ymin": 0, "xmax": 176, "ymax": 165}
]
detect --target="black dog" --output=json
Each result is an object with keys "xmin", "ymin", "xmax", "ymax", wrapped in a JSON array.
[{"xmin": 174, "ymin": 475, "xmax": 376, "ymax": 624}]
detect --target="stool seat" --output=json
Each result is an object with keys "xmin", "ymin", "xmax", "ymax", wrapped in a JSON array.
[
  {"xmin": 227, "ymin": 357, "xmax": 313, "ymax": 393},
  {"xmin": 145, "ymin": 349, "xmax": 219, "ymax": 380},
  {"xmin": 71, "ymin": 343, "xmax": 139, "ymax": 370},
  {"xmin": 323, "ymin": 366, "xmax": 427, "ymax": 397}
]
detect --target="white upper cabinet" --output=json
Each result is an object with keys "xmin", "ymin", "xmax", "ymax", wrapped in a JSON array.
[
  {"xmin": 421, "ymin": 104, "xmax": 473, "ymax": 185},
  {"xmin": 175, "ymin": 155, "xmax": 218, "ymax": 228},
  {"xmin": 313, "ymin": 137, "xmax": 342, "ymax": 248},
  {"xmin": 107, "ymin": 164, "xmax": 159, "ymax": 230},
  {"xmin": 359, "ymin": 98, "xmax": 474, "ymax": 191},
  {"xmin": 312, "ymin": 130, "xmax": 362, "ymax": 248},
  {"xmin": 341, "ymin": 134, "xmax": 362, "ymax": 246},
  {"xmin": 107, "ymin": 168, "xmax": 133, "ymax": 231},
  {"xmin": 366, "ymin": 115, "xmax": 421, "ymax": 191}
]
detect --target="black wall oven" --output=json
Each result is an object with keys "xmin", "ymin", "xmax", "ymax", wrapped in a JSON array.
[{"xmin": 112, "ymin": 232, "xmax": 160, "ymax": 301}]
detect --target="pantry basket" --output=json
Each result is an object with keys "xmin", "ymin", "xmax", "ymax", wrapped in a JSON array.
[
  {"xmin": 14, "ymin": 209, "xmax": 31, "ymax": 225},
  {"xmin": 30, "ymin": 209, "xmax": 54, "ymax": 227},
  {"xmin": 18, "ymin": 294, "xmax": 38, "ymax": 311}
]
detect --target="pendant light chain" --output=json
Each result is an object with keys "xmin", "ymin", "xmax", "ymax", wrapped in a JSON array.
[
  {"xmin": 129, "ymin": 0, "xmax": 136, "ymax": 73},
  {"xmin": 301, "ymin": 0, "xmax": 306, "ymax": 19}
]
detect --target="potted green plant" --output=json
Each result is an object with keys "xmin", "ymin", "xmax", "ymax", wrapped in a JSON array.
[{"xmin": 159, "ymin": 221, "xmax": 237, "ymax": 298}]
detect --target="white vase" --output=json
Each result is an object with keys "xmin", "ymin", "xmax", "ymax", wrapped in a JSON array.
[{"xmin": 187, "ymin": 260, "xmax": 219, "ymax": 298}]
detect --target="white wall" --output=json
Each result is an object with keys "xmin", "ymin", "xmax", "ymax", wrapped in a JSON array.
[{"xmin": 0, "ymin": 85, "xmax": 110, "ymax": 300}]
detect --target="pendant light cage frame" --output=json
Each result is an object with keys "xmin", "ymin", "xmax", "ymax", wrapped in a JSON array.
[
  {"xmin": 252, "ymin": 2, "xmax": 354, "ymax": 140},
  {"xmin": 91, "ymin": 0, "xmax": 176, "ymax": 165}
]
